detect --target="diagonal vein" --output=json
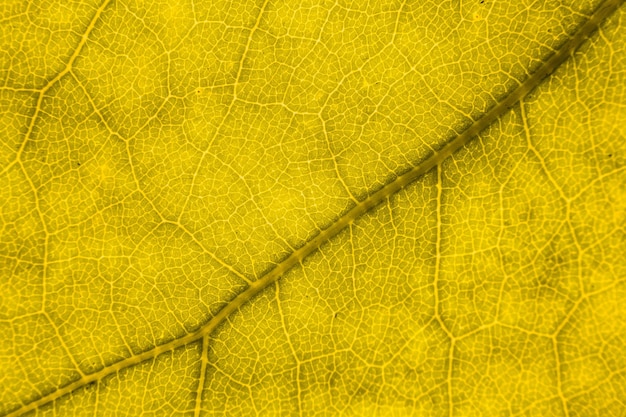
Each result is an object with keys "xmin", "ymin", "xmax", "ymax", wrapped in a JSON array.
[
  {"xmin": 5, "ymin": 0, "xmax": 623, "ymax": 415},
  {"xmin": 1, "ymin": 0, "xmax": 113, "ymax": 176}
]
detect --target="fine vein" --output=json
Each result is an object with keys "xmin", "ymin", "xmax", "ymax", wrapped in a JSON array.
[{"xmin": 6, "ymin": 0, "xmax": 623, "ymax": 415}]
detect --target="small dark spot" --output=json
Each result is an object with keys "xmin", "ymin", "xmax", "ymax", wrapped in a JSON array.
[
  {"xmin": 480, "ymin": 0, "xmax": 485, "ymax": 3},
  {"xmin": 77, "ymin": 162, "xmax": 81, "ymax": 166},
  {"xmin": 608, "ymin": 153, "xmax": 613, "ymax": 157}
]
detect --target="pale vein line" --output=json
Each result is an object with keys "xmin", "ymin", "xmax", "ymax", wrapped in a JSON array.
[
  {"xmin": 319, "ymin": 116, "xmax": 360, "ymax": 204},
  {"xmin": 7, "ymin": 0, "xmax": 113, "ymax": 320},
  {"xmin": 4, "ymin": 0, "xmax": 623, "ymax": 416},
  {"xmin": 177, "ymin": 0, "xmax": 271, "ymax": 224},
  {"xmin": 193, "ymin": 335, "xmax": 209, "ymax": 417},
  {"xmin": 448, "ymin": 339, "xmax": 456, "ymax": 417},
  {"xmin": 433, "ymin": 165, "xmax": 450, "ymax": 336},
  {"xmin": 520, "ymin": 96, "xmax": 588, "ymax": 300},
  {"xmin": 313, "ymin": 1, "xmax": 418, "ymax": 205},
  {"xmin": 1, "ymin": 0, "xmax": 112, "ymax": 176},
  {"xmin": 275, "ymin": 281, "xmax": 303, "ymax": 417},
  {"xmin": 552, "ymin": 336, "xmax": 570, "ymax": 417},
  {"xmin": 0, "ymin": 0, "xmax": 113, "ymax": 394},
  {"xmin": 520, "ymin": 97, "xmax": 576, "ymax": 417},
  {"xmin": 433, "ymin": 165, "xmax": 456, "ymax": 417}
]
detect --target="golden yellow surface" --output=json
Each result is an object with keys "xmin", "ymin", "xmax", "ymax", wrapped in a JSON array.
[{"xmin": 1, "ymin": 0, "xmax": 625, "ymax": 416}]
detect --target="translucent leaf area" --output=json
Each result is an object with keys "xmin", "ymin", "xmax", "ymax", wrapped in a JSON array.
[{"xmin": 1, "ymin": 0, "xmax": 625, "ymax": 416}]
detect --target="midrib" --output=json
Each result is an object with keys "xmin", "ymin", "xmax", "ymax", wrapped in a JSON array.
[{"xmin": 7, "ymin": 0, "xmax": 624, "ymax": 415}]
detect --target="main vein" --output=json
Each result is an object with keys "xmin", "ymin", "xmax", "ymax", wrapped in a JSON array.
[{"xmin": 7, "ymin": 0, "xmax": 623, "ymax": 415}]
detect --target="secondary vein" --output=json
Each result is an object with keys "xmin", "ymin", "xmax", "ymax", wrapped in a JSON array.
[{"xmin": 7, "ymin": 0, "xmax": 623, "ymax": 415}]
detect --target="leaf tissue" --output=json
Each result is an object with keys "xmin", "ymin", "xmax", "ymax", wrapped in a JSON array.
[{"xmin": 1, "ymin": 0, "xmax": 625, "ymax": 416}]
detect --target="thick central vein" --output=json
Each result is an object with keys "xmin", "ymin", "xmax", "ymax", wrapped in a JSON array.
[{"xmin": 7, "ymin": 0, "xmax": 623, "ymax": 416}]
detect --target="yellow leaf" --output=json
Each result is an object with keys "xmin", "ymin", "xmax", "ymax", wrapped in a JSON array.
[{"xmin": 1, "ymin": 0, "xmax": 625, "ymax": 415}]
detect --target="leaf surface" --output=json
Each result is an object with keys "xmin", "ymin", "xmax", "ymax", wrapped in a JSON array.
[{"xmin": 1, "ymin": 0, "xmax": 625, "ymax": 416}]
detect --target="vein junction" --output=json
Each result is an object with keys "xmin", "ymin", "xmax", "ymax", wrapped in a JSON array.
[{"xmin": 7, "ymin": 0, "xmax": 624, "ymax": 415}]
